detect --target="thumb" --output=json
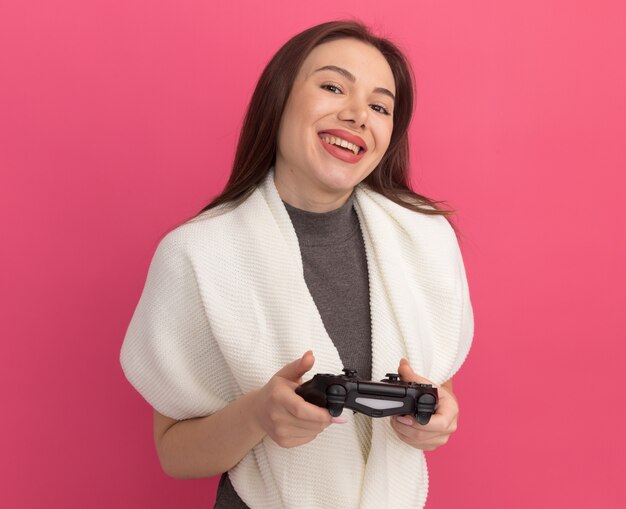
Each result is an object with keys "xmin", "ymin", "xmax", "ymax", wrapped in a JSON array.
[
  {"xmin": 275, "ymin": 350, "xmax": 315, "ymax": 383},
  {"xmin": 398, "ymin": 358, "xmax": 434, "ymax": 385}
]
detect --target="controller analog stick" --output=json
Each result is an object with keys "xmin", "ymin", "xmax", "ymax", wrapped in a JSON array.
[
  {"xmin": 326, "ymin": 384, "xmax": 347, "ymax": 417},
  {"xmin": 416, "ymin": 393, "xmax": 437, "ymax": 424}
]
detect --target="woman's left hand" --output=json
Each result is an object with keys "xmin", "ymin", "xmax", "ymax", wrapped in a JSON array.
[{"xmin": 389, "ymin": 358, "xmax": 459, "ymax": 451}]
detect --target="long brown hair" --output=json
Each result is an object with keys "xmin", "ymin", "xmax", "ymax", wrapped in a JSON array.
[{"xmin": 187, "ymin": 20, "xmax": 457, "ymax": 231}]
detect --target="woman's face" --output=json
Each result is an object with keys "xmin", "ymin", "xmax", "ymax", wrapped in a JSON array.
[{"xmin": 274, "ymin": 38, "xmax": 396, "ymax": 212}]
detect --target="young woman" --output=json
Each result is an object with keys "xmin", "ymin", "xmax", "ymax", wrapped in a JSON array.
[{"xmin": 120, "ymin": 20, "xmax": 473, "ymax": 509}]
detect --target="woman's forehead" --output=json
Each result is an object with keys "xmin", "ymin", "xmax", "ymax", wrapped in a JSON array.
[{"xmin": 299, "ymin": 39, "xmax": 396, "ymax": 94}]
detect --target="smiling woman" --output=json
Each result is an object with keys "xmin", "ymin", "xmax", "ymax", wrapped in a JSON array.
[
  {"xmin": 120, "ymin": 19, "xmax": 473, "ymax": 509},
  {"xmin": 194, "ymin": 19, "xmax": 455, "ymax": 223},
  {"xmin": 274, "ymin": 39, "xmax": 395, "ymax": 211}
]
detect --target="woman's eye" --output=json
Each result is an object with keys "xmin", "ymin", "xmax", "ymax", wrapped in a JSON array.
[
  {"xmin": 371, "ymin": 104, "xmax": 391, "ymax": 115},
  {"xmin": 321, "ymin": 83, "xmax": 343, "ymax": 94},
  {"xmin": 321, "ymin": 83, "xmax": 391, "ymax": 116}
]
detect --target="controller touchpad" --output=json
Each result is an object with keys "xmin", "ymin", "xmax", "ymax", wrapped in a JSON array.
[{"xmin": 355, "ymin": 397, "xmax": 405, "ymax": 410}]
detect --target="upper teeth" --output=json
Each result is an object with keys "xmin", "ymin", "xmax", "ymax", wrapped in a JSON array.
[{"xmin": 321, "ymin": 135, "xmax": 361, "ymax": 156}]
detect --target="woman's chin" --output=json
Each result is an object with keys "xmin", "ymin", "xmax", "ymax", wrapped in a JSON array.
[{"xmin": 315, "ymin": 164, "xmax": 366, "ymax": 188}]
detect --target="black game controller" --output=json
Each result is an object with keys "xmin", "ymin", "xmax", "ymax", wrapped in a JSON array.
[{"xmin": 296, "ymin": 368, "xmax": 438, "ymax": 425}]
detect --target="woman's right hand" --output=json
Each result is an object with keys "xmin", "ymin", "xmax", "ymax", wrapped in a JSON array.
[{"xmin": 251, "ymin": 350, "xmax": 345, "ymax": 448}]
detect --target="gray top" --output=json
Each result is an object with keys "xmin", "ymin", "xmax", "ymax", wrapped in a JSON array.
[{"xmin": 213, "ymin": 191, "xmax": 372, "ymax": 508}]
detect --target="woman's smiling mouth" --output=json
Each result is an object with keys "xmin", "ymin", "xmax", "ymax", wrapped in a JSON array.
[
  {"xmin": 318, "ymin": 134, "xmax": 366, "ymax": 163},
  {"xmin": 318, "ymin": 129, "xmax": 367, "ymax": 154},
  {"xmin": 317, "ymin": 129, "xmax": 367, "ymax": 163},
  {"xmin": 320, "ymin": 135, "xmax": 362, "ymax": 155}
]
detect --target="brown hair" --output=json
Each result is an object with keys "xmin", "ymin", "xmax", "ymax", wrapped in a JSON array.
[{"xmin": 187, "ymin": 20, "xmax": 457, "ymax": 231}]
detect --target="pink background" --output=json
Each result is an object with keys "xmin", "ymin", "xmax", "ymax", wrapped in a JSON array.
[{"xmin": 1, "ymin": 0, "xmax": 625, "ymax": 507}]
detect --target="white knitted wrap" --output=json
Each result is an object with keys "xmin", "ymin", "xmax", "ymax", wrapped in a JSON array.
[{"xmin": 120, "ymin": 168, "xmax": 473, "ymax": 509}]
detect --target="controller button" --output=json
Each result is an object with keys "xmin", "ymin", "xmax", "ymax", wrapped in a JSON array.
[
  {"xmin": 354, "ymin": 397, "xmax": 404, "ymax": 410},
  {"xmin": 342, "ymin": 368, "xmax": 357, "ymax": 378},
  {"xmin": 328, "ymin": 403, "xmax": 343, "ymax": 417},
  {"xmin": 419, "ymin": 394, "xmax": 436, "ymax": 405},
  {"xmin": 416, "ymin": 412, "xmax": 431, "ymax": 425},
  {"xmin": 326, "ymin": 384, "xmax": 347, "ymax": 417},
  {"xmin": 327, "ymin": 384, "xmax": 347, "ymax": 396},
  {"xmin": 384, "ymin": 373, "xmax": 400, "ymax": 382}
]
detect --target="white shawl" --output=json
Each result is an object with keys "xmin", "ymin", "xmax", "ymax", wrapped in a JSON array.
[{"xmin": 120, "ymin": 167, "xmax": 473, "ymax": 509}]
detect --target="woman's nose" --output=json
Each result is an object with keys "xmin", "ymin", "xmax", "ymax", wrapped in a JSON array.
[{"xmin": 337, "ymin": 96, "xmax": 369, "ymax": 127}]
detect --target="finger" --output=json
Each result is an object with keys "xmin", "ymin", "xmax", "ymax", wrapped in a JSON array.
[
  {"xmin": 392, "ymin": 414, "xmax": 437, "ymax": 431},
  {"xmin": 393, "ymin": 428, "xmax": 450, "ymax": 450},
  {"xmin": 284, "ymin": 393, "xmax": 333, "ymax": 424},
  {"xmin": 276, "ymin": 406, "xmax": 335, "ymax": 434},
  {"xmin": 391, "ymin": 418, "xmax": 448, "ymax": 443},
  {"xmin": 397, "ymin": 358, "xmax": 435, "ymax": 386},
  {"xmin": 438, "ymin": 380, "xmax": 458, "ymax": 404},
  {"xmin": 392, "ymin": 411, "xmax": 451, "ymax": 433},
  {"xmin": 419, "ymin": 411, "xmax": 456, "ymax": 432},
  {"xmin": 275, "ymin": 350, "xmax": 315, "ymax": 383},
  {"xmin": 289, "ymin": 404, "xmax": 333, "ymax": 426},
  {"xmin": 273, "ymin": 424, "xmax": 324, "ymax": 442},
  {"xmin": 283, "ymin": 417, "xmax": 330, "ymax": 433},
  {"xmin": 436, "ymin": 388, "xmax": 458, "ymax": 415},
  {"xmin": 391, "ymin": 417, "xmax": 426, "ymax": 439},
  {"xmin": 430, "ymin": 389, "xmax": 459, "ymax": 427},
  {"xmin": 277, "ymin": 421, "xmax": 321, "ymax": 436}
]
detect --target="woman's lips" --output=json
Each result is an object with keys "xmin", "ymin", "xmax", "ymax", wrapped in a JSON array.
[
  {"xmin": 319, "ymin": 135, "xmax": 366, "ymax": 163},
  {"xmin": 318, "ymin": 129, "xmax": 367, "ymax": 152}
]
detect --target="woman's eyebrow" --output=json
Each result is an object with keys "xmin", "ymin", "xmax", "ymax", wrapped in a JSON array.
[{"xmin": 311, "ymin": 65, "xmax": 396, "ymax": 102}]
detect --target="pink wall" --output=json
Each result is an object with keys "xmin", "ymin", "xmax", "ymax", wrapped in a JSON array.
[{"xmin": 2, "ymin": 1, "xmax": 625, "ymax": 507}]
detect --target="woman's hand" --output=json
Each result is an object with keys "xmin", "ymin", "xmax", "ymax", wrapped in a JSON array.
[
  {"xmin": 390, "ymin": 358, "xmax": 459, "ymax": 451},
  {"xmin": 251, "ymin": 351, "xmax": 344, "ymax": 448}
]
